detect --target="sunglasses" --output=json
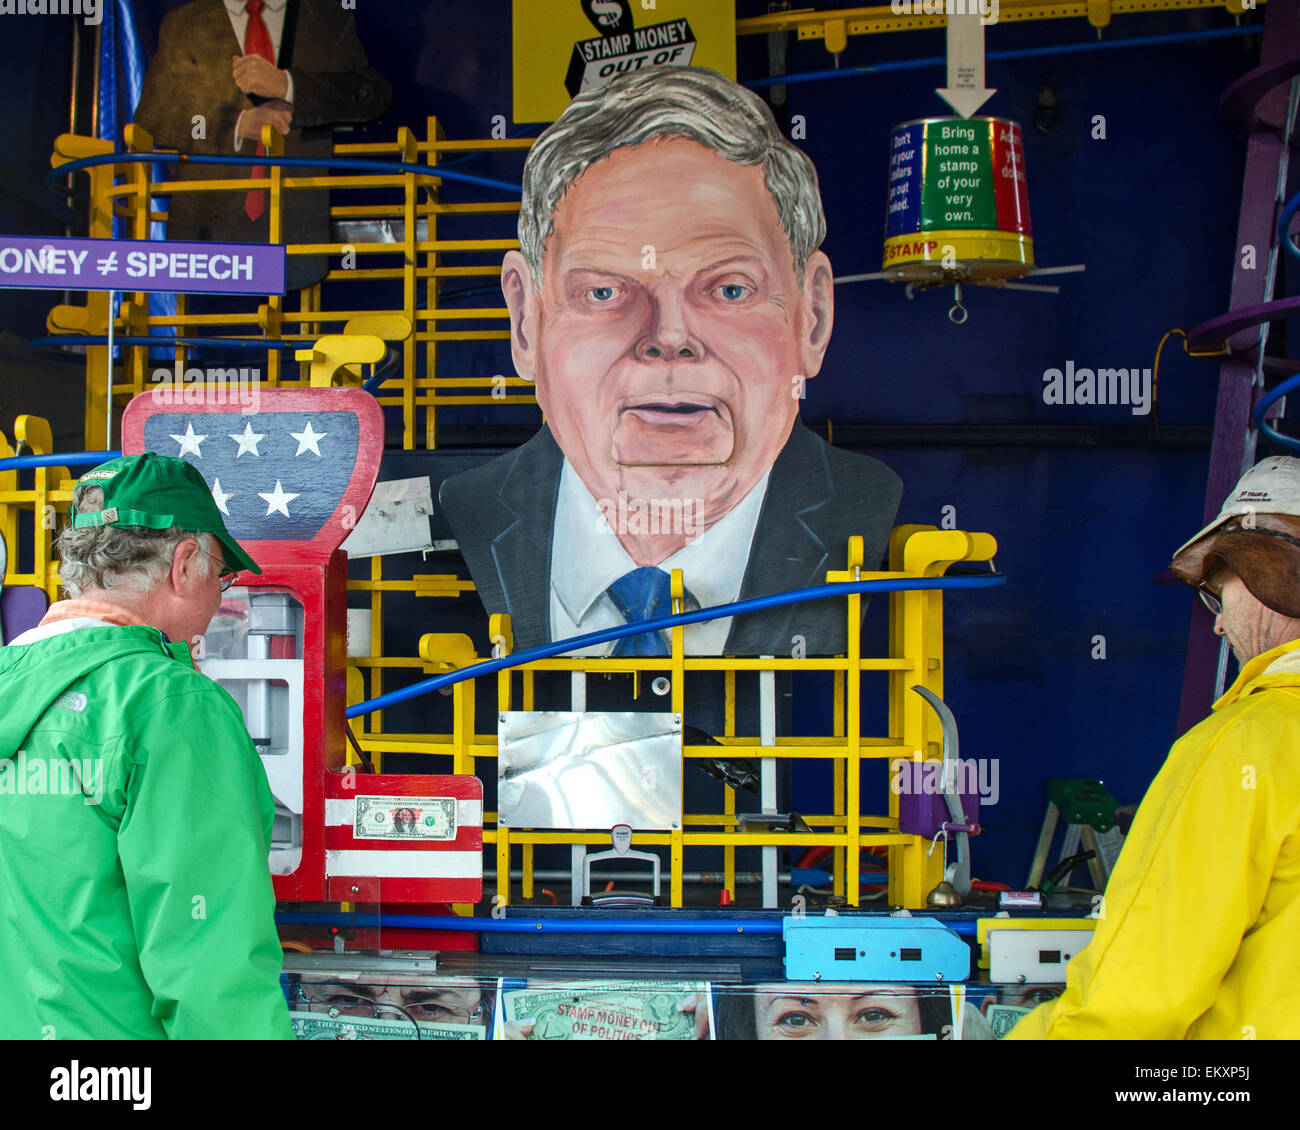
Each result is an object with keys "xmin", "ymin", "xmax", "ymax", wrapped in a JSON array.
[{"xmin": 1197, "ymin": 582, "xmax": 1222, "ymax": 616}]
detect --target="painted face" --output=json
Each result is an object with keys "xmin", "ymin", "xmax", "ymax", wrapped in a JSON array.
[
  {"xmin": 754, "ymin": 987, "xmax": 925, "ymax": 1040},
  {"xmin": 514, "ymin": 136, "xmax": 832, "ymax": 526},
  {"xmin": 295, "ymin": 977, "xmax": 488, "ymax": 1026}
]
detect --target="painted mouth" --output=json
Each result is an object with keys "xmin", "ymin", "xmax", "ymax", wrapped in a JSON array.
[{"xmin": 622, "ymin": 400, "xmax": 721, "ymax": 421}]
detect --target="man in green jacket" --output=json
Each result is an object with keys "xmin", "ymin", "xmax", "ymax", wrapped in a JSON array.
[{"xmin": 0, "ymin": 452, "xmax": 293, "ymax": 1039}]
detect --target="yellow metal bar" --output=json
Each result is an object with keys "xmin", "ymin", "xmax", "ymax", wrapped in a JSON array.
[
  {"xmin": 670, "ymin": 829, "xmax": 685, "ymax": 907},
  {"xmin": 425, "ymin": 116, "xmax": 444, "ymax": 449},
  {"xmin": 735, "ymin": 0, "xmax": 1250, "ymax": 38},
  {"xmin": 496, "ymin": 827, "xmax": 510, "ymax": 908},
  {"xmin": 846, "ymin": 538, "xmax": 863, "ymax": 906},
  {"xmin": 833, "ymin": 667, "xmax": 846, "ymax": 897},
  {"xmin": 521, "ymin": 843, "xmax": 534, "ymax": 900},
  {"xmin": 370, "ymin": 555, "xmax": 384, "ymax": 737}
]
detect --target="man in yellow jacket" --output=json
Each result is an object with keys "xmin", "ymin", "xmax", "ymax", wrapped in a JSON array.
[{"xmin": 1008, "ymin": 456, "xmax": 1300, "ymax": 1039}]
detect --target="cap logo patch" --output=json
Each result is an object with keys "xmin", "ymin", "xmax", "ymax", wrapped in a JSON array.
[{"xmin": 80, "ymin": 470, "xmax": 117, "ymax": 481}]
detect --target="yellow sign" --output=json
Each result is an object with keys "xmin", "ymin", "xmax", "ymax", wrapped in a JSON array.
[{"xmin": 512, "ymin": 0, "xmax": 737, "ymax": 124}]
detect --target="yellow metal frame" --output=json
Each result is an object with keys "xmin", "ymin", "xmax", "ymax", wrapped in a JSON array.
[
  {"xmin": 46, "ymin": 121, "xmax": 533, "ymax": 453},
  {"xmin": 0, "ymin": 417, "xmax": 74, "ymax": 604},
  {"xmin": 3, "ymin": 406, "xmax": 996, "ymax": 910},
  {"xmin": 342, "ymin": 524, "xmax": 998, "ymax": 910}
]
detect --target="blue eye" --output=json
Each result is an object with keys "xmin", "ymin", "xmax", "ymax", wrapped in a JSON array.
[
  {"xmin": 717, "ymin": 283, "xmax": 749, "ymax": 301},
  {"xmin": 589, "ymin": 286, "xmax": 618, "ymax": 302}
]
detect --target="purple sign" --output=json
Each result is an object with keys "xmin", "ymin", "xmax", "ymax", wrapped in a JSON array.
[{"xmin": 0, "ymin": 235, "xmax": 285, "ymax": 295}]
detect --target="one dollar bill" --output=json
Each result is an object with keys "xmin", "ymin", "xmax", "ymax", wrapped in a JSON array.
[
  {"xmin": 987, "ymin": 1004, "xmax": 1031, "ymax": 1039},
  {"xmin": 503, "ymin": 982, "xmax": 705, "ymax": 1041},
  {"xmin": 354, "ymin": 795, "xmax": 456, "ymax": 841}
]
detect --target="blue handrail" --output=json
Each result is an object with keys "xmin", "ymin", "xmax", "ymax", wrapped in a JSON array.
[
  {"xmin": 0, "ymin": 451, "xmax": 121, "ymax": 471},
  {"xmin": 31, "ymin": 335, "xmax": 298, "ymax": 351},
  {"xmin": 346, "ymin": 574, "xmax": 1005, "ymax": 718},
  {"xmin": 274, "ymin": 910, "xmax": 981, "ymax": 937},
  {"xmin": 47, "ymin": 150, "xmax": 520, "ymax": 196}
]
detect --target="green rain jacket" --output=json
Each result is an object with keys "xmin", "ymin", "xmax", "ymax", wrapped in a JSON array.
[{"xmin": 0, "ymin": 621, "xmax": 294, "ymax": 1039}]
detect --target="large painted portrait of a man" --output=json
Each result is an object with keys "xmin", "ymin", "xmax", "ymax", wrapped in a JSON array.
[{"xmin": 440, "ymin": 66, "xmax": 902, "ymax": 657}]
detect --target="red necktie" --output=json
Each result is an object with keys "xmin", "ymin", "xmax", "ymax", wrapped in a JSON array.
[{"xmin": 243, "ymin": 0, "xmax": 276, "ymax": 222}]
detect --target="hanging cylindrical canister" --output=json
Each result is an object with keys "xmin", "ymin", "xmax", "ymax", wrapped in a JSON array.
[{"xmin": 883, "ymin": 116, "xmax": 1033, "ymax": 277}]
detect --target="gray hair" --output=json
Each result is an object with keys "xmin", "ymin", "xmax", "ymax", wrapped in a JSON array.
[
  {"xmin": 57, "ymin": 484, "xmax": 215, "ymax": 598},
  {"xmin": 518, "ymin": 66, "xmax": 826, "ymax": 288}
]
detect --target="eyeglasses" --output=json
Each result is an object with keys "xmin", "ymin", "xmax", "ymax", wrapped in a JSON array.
[
  {"xmin": 1197, "ymin": 582, "xmax": 1222, "ymax": 616},
  {"xmin": 290, "ymin": 982, "xmax": 487, "ymax": 1026},
  {"xmin": 198, "ymin": 547, "xmax": 238, "ymax": 591}
]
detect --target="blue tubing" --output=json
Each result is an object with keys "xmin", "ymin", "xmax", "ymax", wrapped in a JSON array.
[
  {"xmin": 275, "ymin": 911, "xmax": 981, "ymax": 937},
  {"xmin": 1253, "ymin": 373, "xmax": 1300, "ymax": 455},
  {"xmin": 47, "ymin": 151, "xmax": 521, "ymax": 195},
  {"xmin": 1281, "ymin": 192, "xmax": 1300, "ymax": 262},
  {"xmin": 346, "ymin": 574, "xmax": 1005, "ymax": 718},
  {"xmin": 31, "ymin": 336, "xmax": 299, "ymax": 350},
  {"xmin": 0, "ymin": 451, "xmax": 121, "ymax": 470}
]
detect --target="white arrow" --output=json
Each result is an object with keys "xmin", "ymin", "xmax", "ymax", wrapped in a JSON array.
[{"xmin": 936, "ymin": 10, "xmax": 995, "ymax": 119}]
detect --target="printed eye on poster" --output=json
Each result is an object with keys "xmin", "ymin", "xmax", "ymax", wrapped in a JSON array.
[{"xmin": 512, "ymin": 0, "xmax": 736, "ymax": 123}]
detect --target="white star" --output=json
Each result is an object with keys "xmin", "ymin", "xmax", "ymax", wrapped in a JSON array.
[
  {"xmin": 229, "ymin": 421, "xmax": 265, "ymax": 457},
  {"xmin": 170, "ymin": 422, "xmax": 207, "ymax": 458},
  {"xmin": 211, "ymin": 477, "xmax": 234, "ymax": 516},
  {"xmin": 259, "ymin": 480, "xmax": 300, "ymax": 518},
  {"xmin": 289, "ymin": 420, "xmax": 327, "ymax": 457}
]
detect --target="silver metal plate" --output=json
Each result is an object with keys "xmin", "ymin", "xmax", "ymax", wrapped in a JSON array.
[
  {"xmin": 497, "ymin": 711, "xmax": 683, "ymax": 831},
  {"xmin": 341, "ymin": 477, "xmax": 433, "ymax": 558}
]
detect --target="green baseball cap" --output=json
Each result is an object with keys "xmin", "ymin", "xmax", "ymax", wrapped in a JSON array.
[{"xmin": 70, "ymin": 452, "xmax": 261, "ymax": 576}]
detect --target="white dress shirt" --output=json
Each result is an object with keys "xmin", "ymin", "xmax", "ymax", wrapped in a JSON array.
[
  {"xmin": 225, "ymin": 0, "xmax": 295, "ymax": 150},
  {"xmin": 549, "ymin": 460, "xmax": 771, "ymax": 656}
]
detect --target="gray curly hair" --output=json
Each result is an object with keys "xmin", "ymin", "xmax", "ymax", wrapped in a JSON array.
[
  {"xmin": 517, "ymin": 66, "xmax": 826, "ymax": 288},
  {"xmin": 57, "ymin": 483, "xmax": 215, "ymax": 598}
]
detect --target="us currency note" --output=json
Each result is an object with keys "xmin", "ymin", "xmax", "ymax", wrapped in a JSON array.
[
  {"xmin": 353, "ymin": 795, "xmax": 456, "ymax": 841},
  {"xmin": 290, "ymin": 1012, "xmax": 484, "ymax": 1040},
  {"xmin": 503, "ymin": 981, "xmax": 707, "ymax": 1041},
  {"xmin": 986, "ymin": 1004, "xmax": 1031, "ymax": 1038}
]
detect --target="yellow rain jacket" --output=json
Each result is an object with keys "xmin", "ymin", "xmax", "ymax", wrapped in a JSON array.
[{"xmin": 1007, "ymin": 637, "xmax": 1300, "ymax": 1039}]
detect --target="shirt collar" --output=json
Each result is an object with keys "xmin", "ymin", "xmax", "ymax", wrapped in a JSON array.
[
  {"xmin": 550, "ymin": 460, "xmax": 770, "ymax": 626},
  {"xmin": 1213, "ymin": 636, "xmax": 1300, "ymax": 709},
  {"xmin": 39, "ymin": 599, "xmax": 154, "ymax": 630},
  {"xmin": 225, "ymin": 0, "xmax": 288, "ymax": 14}
]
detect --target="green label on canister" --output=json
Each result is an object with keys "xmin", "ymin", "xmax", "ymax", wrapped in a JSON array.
[{"xmin": 922, "ymin": 120, "xmax": 997, "ymax": 228}]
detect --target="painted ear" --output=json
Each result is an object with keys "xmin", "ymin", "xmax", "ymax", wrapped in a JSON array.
[
  {"xmin": 500, "ymin": 250, "xmax": 539, "ymax": 383},
  {"xmin": 799, "ymin": 250, "xmax": 835, "ymax": 380}
]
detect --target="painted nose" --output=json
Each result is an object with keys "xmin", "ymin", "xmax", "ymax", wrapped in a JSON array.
[{"xmin": 634, "ymin": 291, "xmax": 703, "ymax": 362}]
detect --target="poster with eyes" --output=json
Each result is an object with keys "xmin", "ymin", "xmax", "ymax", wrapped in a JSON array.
[
  {"xmin": 439, "ymin": 65, "xmax": 903, "ymax": 659},
  {"xmin": 286, "ymin": 972, "xmax": 495, "ymax": 1040},
  {"xmin": 710, "ymin": 983, "xmax": 999, "ymax": 1042}
]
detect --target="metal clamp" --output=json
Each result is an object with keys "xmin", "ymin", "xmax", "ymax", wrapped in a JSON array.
[{"xmin": 582, "ymin": 824, "xmax": 661, "ymax": 898}]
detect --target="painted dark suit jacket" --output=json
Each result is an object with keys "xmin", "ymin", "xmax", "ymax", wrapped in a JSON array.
[
  {"xmin": 133, "ymin": 0, "xmax": 391, "ymax": 290},
  {"xmin": 439, "ymin": 421, "xmax": 904, "ymax": 656}
]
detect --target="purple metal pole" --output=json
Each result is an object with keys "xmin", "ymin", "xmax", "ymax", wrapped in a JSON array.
[{"xmin": 1176, "ymin": 0, "xmax": 1300, "ymax": 735}]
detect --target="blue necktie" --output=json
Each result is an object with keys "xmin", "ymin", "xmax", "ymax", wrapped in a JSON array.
[{"xmin": 606, "ymin": 566, "xmax": 676, "ymax": 656}]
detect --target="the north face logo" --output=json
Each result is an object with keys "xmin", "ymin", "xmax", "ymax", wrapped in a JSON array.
[{"xmin": 53, "ymin": 692, "xmax": 87, "ymax": 713}]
